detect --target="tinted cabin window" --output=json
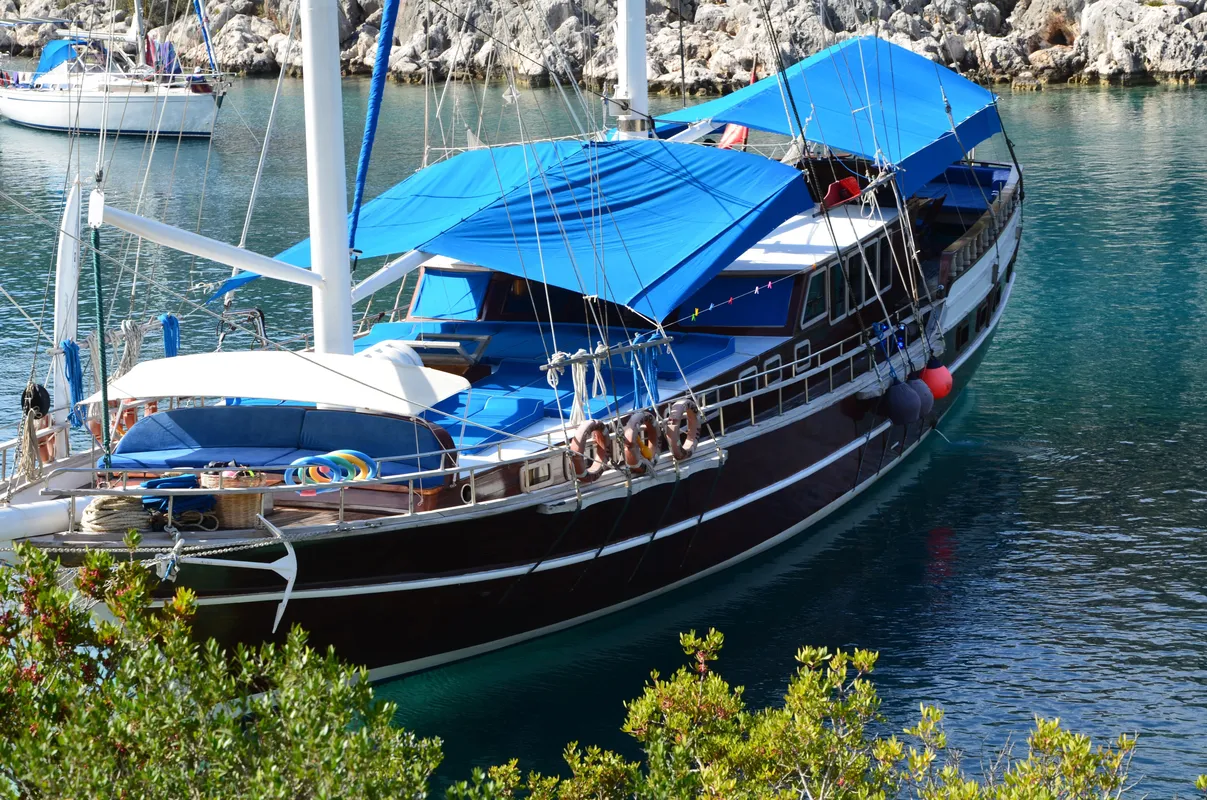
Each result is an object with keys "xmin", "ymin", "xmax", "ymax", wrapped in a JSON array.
[
  {"xmin": 793, "ymin": 340, "xmax": 811, "ymax": 375},
  {"xmin": 878, "ymin": 237, "xmax": 894, "ymax": 293},
  {"xmin": 764, "ymin": 355, "xmax": 783, "ymax": 386},
  {"xmin": 955, "ymin": 321, "xmax": 971, "ymax": 352},
  {"xmin": 849, "ymin": 253, "xmax": 866, "ymax": 308},
  {"xmin": 975, "ymin": 300, "xmax": 989, "ymax": 331},
  {"xmin": 801, "ymin": 270, "xmax": 826, "ymax": 328},
  {"xmin": 737, "ymin": 367, "xmax": 758, "ymax": 397},
  {"xmin": 829, "ymin": 263, "xmax": 846, "ymax": 322},
  {"xmin": 860, "ymin": 241, "xmax": 878, "ymax": 306}
]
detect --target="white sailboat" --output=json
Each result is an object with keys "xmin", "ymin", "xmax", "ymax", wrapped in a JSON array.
[{"xmin": 0, "ymin": 3, "xmax": 225, "ymax": 137}]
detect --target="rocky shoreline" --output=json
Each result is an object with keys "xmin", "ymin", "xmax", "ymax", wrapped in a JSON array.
[{"xmin": 3, "ymin": 0, "xmax": 1206, "ymax": 91}]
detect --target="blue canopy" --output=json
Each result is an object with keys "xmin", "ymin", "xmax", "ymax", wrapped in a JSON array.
[
  {"xmin": 656, "ymin": 37, "xmax": 1001, "ymax": 197},
  {"xmin": 223, "ymin": 139, "xmax": 813, "ymax": 321},
  {"xmin": 34, "ymin": 39, "xmax": 87, "ymax": 79}
]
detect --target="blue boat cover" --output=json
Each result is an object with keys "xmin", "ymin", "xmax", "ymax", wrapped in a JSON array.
[
  {"xmin": 655, "ymin": 37, "xmax": 1001, "ymax": 197},
  {"xmin": 265, "ymin": 139, "xmax": 812, "ymax": 321},
  {"xmin": 34, "ymin": 39, "xmax": 88, "ymax": 79}
]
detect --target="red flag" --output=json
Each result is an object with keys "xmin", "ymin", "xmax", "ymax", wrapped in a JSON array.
[{"xmin": 717, "ymin": 64, "xmax": 757, "ymax": 151}]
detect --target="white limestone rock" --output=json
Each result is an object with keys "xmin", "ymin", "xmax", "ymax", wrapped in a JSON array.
[{"xmin": 204, "ymin": 13, "xmax": 278, "ymax": 74}]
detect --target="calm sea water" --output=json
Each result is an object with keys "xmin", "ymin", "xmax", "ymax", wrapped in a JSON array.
[{"xmin": 1, "ymin": 79, "xmax": 1206, "ymax": 794}]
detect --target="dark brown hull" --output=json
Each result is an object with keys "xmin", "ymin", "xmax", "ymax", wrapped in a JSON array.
[{"xmin": 176, "ymin": 278, "xmax": 1007, "ymax": 678}]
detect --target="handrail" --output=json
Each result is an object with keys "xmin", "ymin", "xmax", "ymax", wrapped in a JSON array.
[
  {"xmin": 0, "ymin": 419, "xmax": 73, "ymax": 483},
  {"xmin": 939, "ymin": 170, "xmax": 1021, "ymax": 285},
  {"xmin": 700, "ymin": 302, "xmax": 934, "ymax": 412}
]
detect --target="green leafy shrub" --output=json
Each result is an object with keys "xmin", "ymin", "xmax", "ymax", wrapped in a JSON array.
[
  {"xmin": 0, "ymin": 543, "xmax": 440, "ymax": 799},
  {"xmin": 2, "ymin": 546, "xmax": 1203, "ymax": 799}
]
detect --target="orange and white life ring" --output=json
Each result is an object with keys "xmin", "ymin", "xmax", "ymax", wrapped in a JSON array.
[
  {"xmin": 569, "ymin": 419, "xmax": 611, "ymax": 482},
  {"xmin": 664, "ymin": 399, "xmax": 700, "ymax": 461},
  {"xmin": 623, "ymin": 410, "xmax": 661, "ymax": 475}
]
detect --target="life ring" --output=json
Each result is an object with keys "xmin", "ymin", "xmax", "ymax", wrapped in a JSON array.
[
  {"xmin": 623, "ymin": 410, "xmax": 661, "ymax": 475},
  {"xmin": 569, "ymin": 419, "xmax": 611, "ymax": 483},
  {"xmin": 664, "ymin": 399, "xmax": 700, "ymax": 461}
]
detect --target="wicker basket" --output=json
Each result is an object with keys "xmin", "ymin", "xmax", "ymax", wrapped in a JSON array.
[{"xmin": 200, "ymin": 471, "xmax": 266, "ymax": 529}]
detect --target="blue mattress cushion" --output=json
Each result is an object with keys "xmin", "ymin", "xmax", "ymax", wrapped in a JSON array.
[
  {"xmin": 114, "ymin": 406, "xmax": 307, "ymax": 453},
  {"xmin": 108, "ymin": 446, "xmax": 305, "ymax": 470},
  {"xmin": 428, "ymin": 395, "xmax": 545, "ymax": 451},
  {"xmin": 105, "ymin": 407, "xmax": 453, "ymax": 489},
  {"xmin": 298, "ymin": 409, "xmax": 446, "ymax": 473}
]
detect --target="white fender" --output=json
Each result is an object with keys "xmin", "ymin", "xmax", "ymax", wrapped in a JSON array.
[{"xmin": 0, "ymin": 496, "xmax": 93, "ymax": 552}]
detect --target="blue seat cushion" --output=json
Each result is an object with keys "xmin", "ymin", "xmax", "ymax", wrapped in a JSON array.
[
  {"xmin": 428, "ymin": 395, "xmax": 545, "ymax": 451},
  {"xmin": 114, "ymin": 406, "xmax": 307, "ymax": 453},
  {"xmin": 298, "ymin": 410, "xmax": 446, "ymax": 472},
  {"xmin": 106, "ymin": 446, "xmax": 306, "ymax": 471},
  {"xmin": 108, "ymin": 406, "xmax": 454, "ymax": 490}
]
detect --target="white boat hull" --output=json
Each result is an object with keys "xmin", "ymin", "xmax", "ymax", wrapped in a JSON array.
[{"xmin": 0, "ymin": 85, "xmax": 219, "ymax": 137}]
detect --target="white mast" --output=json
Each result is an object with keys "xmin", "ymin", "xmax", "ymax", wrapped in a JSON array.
[
  {"xmin": 300, "ymin": 0, "xmax": 354, "ymax": 355},
  {"xmin": 50, "ymin": 180, "xmax": 81, "ymax": 460},
  {"xmin": 129, "ymin": 0, "xmax": 147, "ymax": 67},
  {"xmin": 615, "ymin": 0, "xmax": 650, "ymax": 138}
]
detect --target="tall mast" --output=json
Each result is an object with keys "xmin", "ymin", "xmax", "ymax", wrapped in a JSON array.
[
  {"xmin": 130, "ymin": 0, "xmax": 146, "ymax": 67},
  {"xmin": 300, "ymin": 0, "xmax": 354, "ymax": 355},
  {"xmin": 50, "ymin": 179, "xmax": 81, "ymax": 461},
  {"xmin": 615, "ymin": 0, "xmax": 650, "ymax": 138}
]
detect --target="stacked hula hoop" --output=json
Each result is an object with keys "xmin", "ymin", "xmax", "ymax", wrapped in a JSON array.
[{"xmin": 285, "ymin": 449, "xmax": 379, "ymax": 495}]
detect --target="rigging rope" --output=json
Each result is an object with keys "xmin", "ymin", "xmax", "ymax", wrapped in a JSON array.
[
  {"xmin": 14, "ymin": 409, "xmax": 43, "ymax": 484},
  {"xmin": 349, "ymin": 0, "xmax": 401, "ymax": 250},
  {"xmin": 89, "ymin": 227, "xmax": 112, "ymax": 467},
  {"xmin": 62, "ymin": 339, "xmax": 86, "ymax": 428},
  {"xmin": 115, "ymin": 319, "xmax": 145, "ymax": 379},
  {"xmin": 158, "ymin": 313, "xmax": 180, "ymax": 357}
]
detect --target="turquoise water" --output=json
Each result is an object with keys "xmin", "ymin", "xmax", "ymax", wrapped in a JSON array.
[{"xmin": 2, "ymin": 81, "xmax": 1207, "ymax": 793}]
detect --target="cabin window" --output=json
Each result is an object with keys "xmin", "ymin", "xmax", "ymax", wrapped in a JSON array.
[
  {"xmin": 975, "ymin": 300, "xmax": 990, "ymax": 332},
  {"xmin": 848, "ymin": 252, "xmax": 866, "ymax": 309},
  {"xmin": 800, "ymin": 269, "xmax": 827, "ymax": 329},
  {"xmin": 764, "ymin": 355, "xmax": 783, "ymax": 386},
  {"xmin": 828, "ymin": 262, "xmax": 847, "ymax": 323},
  {"xmin": 737, "ymin": 366, "xmax": 758, "ymax": 397},
  {"xmin": 523, "ymin": 460, "xmax": 553, "ymax": 491},
  {"xmin": 955, "ymin": 320, "xmax": 971, "ymax": 352},
  {"xmin": 860, "ymin": 241, "xmax": 880, "ymax": 307},
  {"xmin": 878, "ymin": 237, "xmax": 894, "ymax": 294},
  {"xmin": 793, "ymin": 340, "xmax": 811, "ymax": 376}
]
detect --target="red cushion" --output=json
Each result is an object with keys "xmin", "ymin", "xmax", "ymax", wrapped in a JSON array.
[{"xmin": 823, "ymin": 176, "xmax": 862, "ymax": 208}]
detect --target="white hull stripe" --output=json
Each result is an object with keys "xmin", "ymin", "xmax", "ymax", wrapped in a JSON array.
[{"xmin": 192, "ymin": 418, "xmax": 896, "ymax": 606}]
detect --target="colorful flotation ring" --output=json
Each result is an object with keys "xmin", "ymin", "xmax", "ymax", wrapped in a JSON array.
[
  {"xmin": 663, "ymin": 399, "xmax": 700, "ymax": 461},
  {"xmin": 623, "ymin": 410, "xmax": 661, "ymax": 475},
  {"xmin": 569, "ymin": 419, "xmax": 611, "ymax": 483},
  {"xmin": 285, "ymin": 449, "xmax": 378, "ymax": 495}
]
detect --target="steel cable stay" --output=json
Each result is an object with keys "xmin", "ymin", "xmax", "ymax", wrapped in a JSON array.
[{"xmin": 0, "ymin": 188, "xmax": 602, "ymax": 452}]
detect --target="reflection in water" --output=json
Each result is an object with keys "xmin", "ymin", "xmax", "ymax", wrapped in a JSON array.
[{"xmin": 1, "ymin": 83, "xmax": 1206, "ymax": 793}]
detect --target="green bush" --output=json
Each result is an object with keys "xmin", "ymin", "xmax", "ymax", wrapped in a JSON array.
[
  {"xmin": 0, "ymin": 542, "xmax": 440, "ymax": 798},
  {"xmin": 2, "ymin": 545, "xmax": 1203, "ymax": 799}
]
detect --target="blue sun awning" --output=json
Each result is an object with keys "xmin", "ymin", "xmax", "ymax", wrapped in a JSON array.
[
  {"xmin": 656, "ymin": 37, "xmax": 1001, "ymax": 196},
  {"xmin": 222, "ymin": 139, "xmax": 813, "ymax": 321},
  {"xmin": 33, "ymin": 39, "xmax": 89, "ymax": 79}
]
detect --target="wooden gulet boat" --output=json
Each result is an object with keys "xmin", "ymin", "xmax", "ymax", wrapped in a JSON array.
[{"xmin": 0, "ymin": 6, "xmax": 1023, "ymax": 679}]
